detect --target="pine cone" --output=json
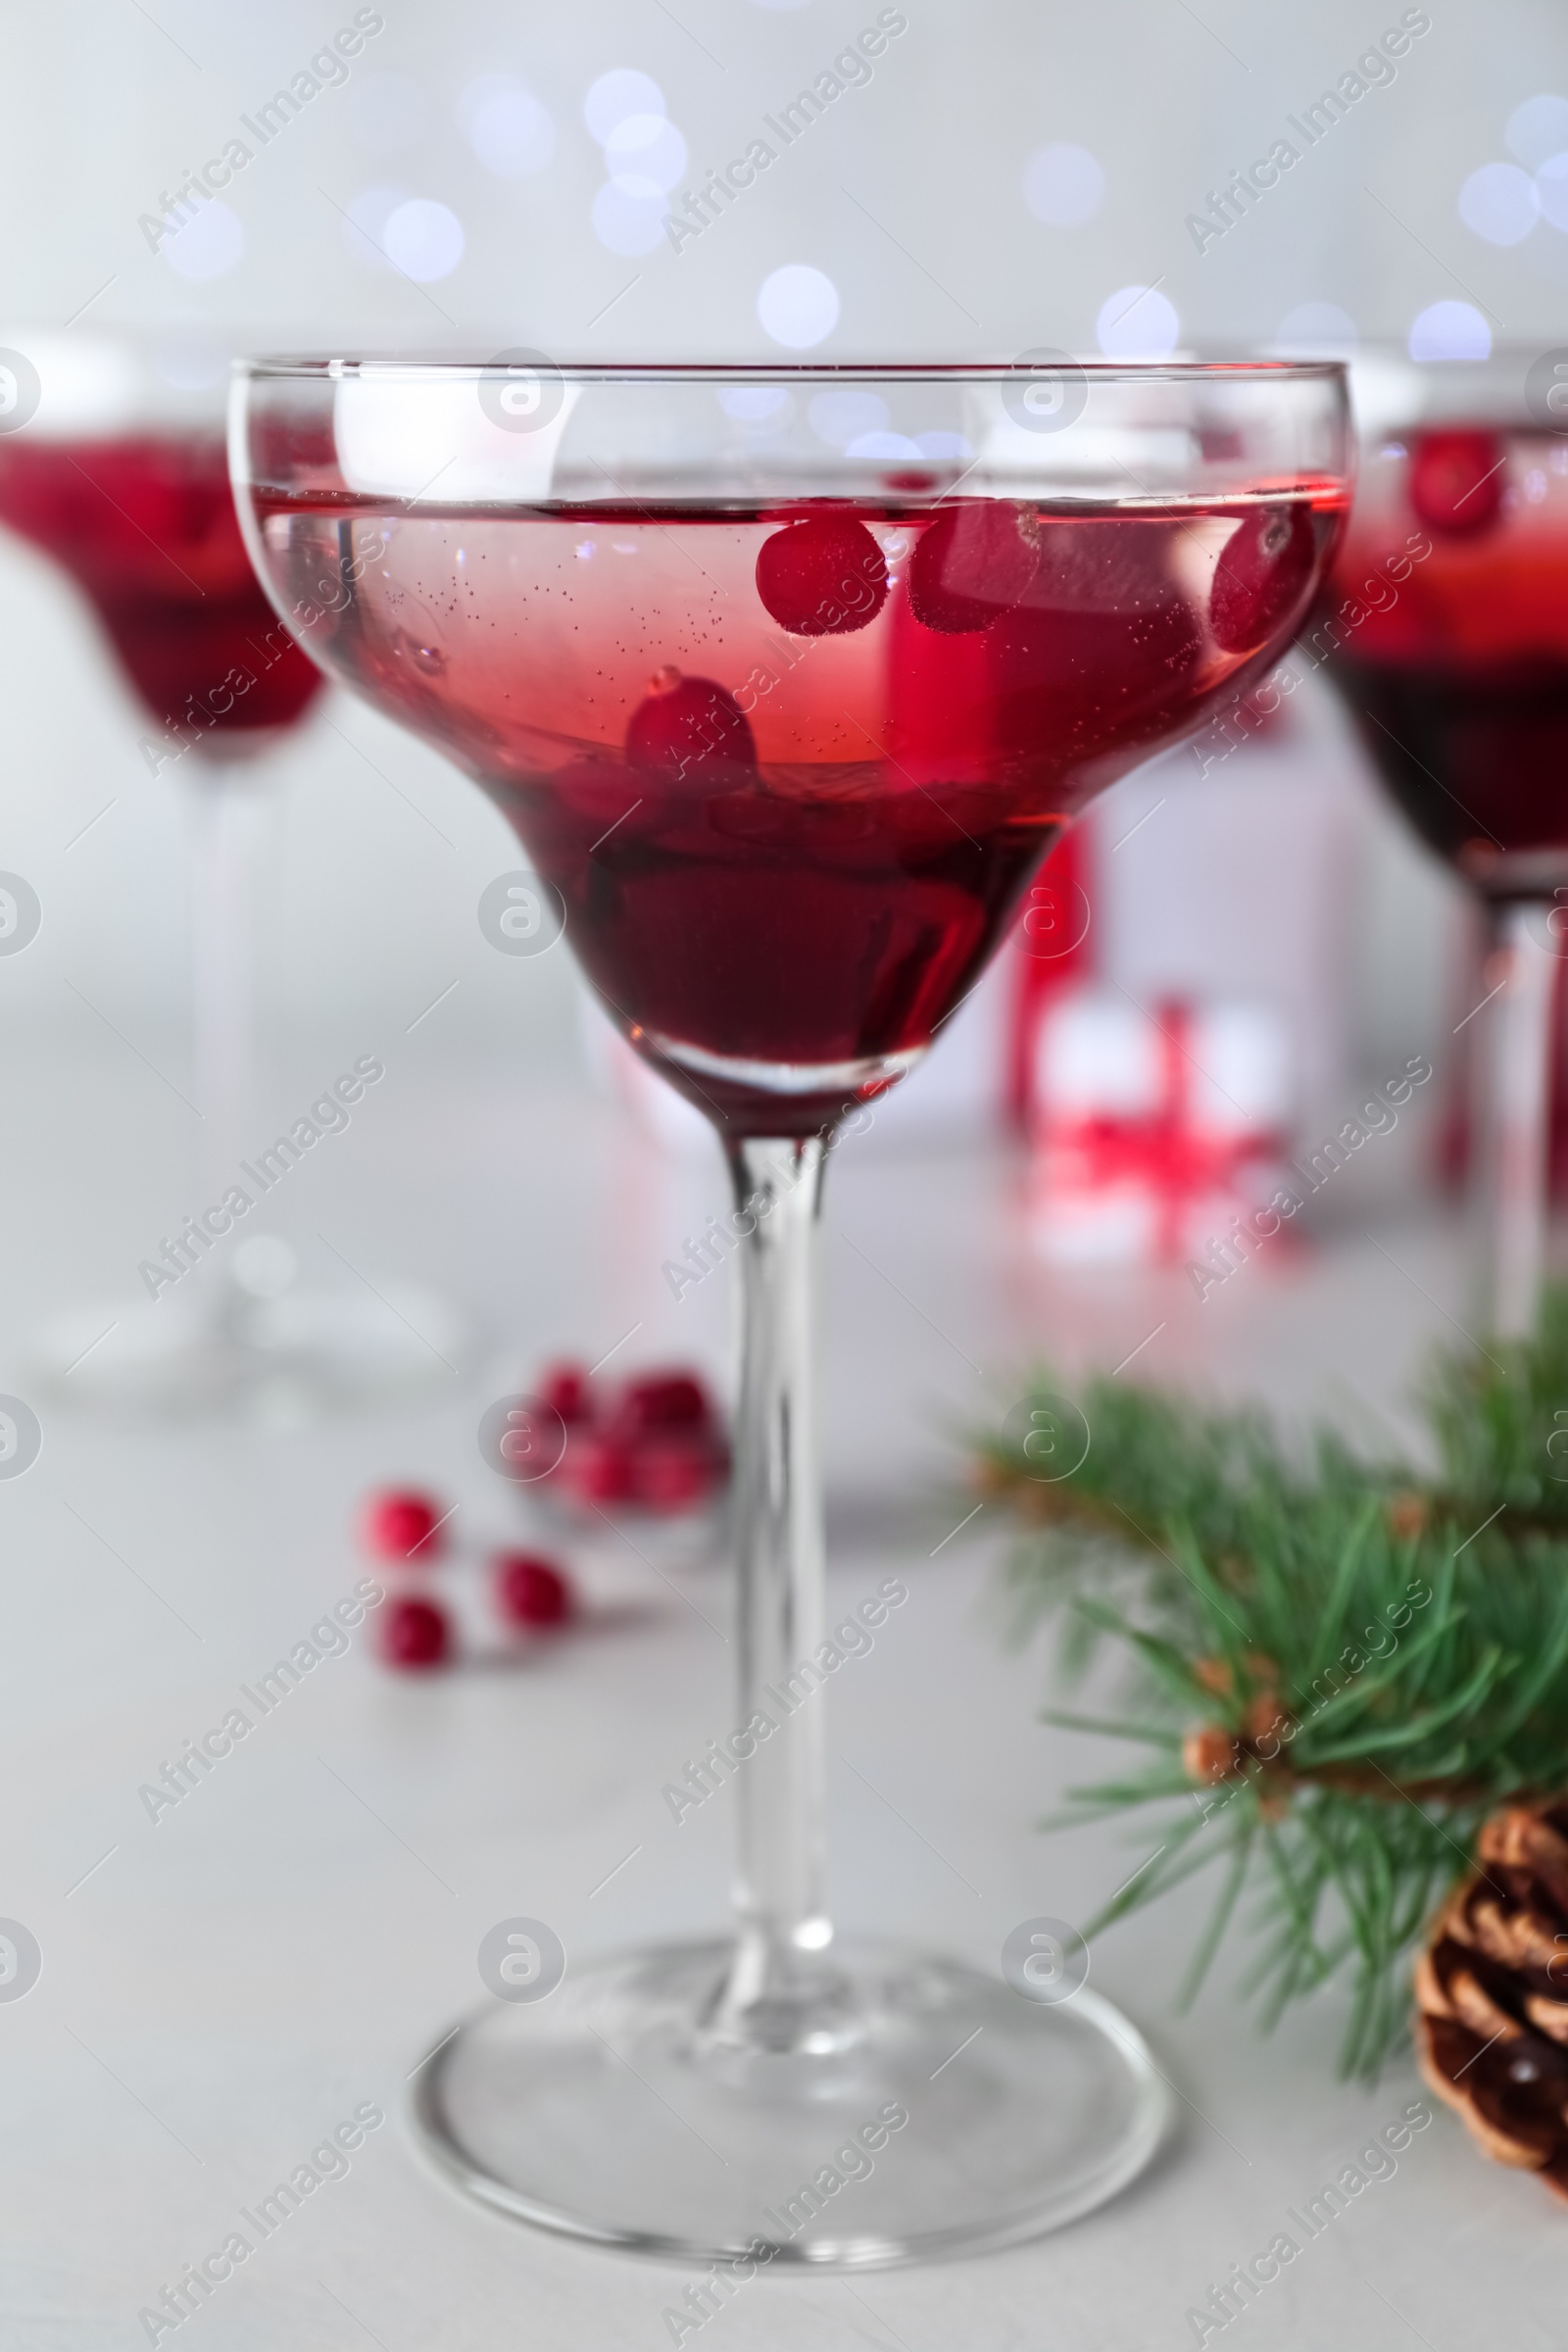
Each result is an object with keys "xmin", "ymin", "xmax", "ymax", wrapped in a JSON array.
[{"xmin": 1416, "ymin": 1800, "xmax": 1568, "ymax": 2198}]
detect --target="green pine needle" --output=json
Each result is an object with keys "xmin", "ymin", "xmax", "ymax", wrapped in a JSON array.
[
  {"xmin": 1422, "ymin": 1284, "xmax": 1568, "ymax": 1525},
  {"xmin": 970, "ymin": 1284, "xmax": 1568, "ymax": 2075}
]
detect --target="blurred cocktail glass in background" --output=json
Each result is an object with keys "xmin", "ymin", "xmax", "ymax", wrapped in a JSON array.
[
  {"xmin": 1322, "ymin": 348, "xmax": 1568, "ymax": 1334},
  {"xmin": 0, "ymin": 332, "xmax": 468, "ymax": 1415}
]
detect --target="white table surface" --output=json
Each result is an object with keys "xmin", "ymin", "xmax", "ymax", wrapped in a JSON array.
[{"xmin": 2, "ymin": 1050, "xmax": 1556, "ymax": 2352}]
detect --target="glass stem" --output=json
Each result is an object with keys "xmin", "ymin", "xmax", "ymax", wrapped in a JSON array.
[
  {"xmin": 714, "ymin": 1133, "xmax": 837, "ymax": 2046},
  {"xmin": 1473, "ymin": 898, "xmax": 1555, "ymax": 1340},
  {"xmin": 184, "ymin": 768, "xmax": 263, "ymax": 1318}
]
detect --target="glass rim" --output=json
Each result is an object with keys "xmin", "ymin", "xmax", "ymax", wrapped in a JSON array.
[
  {"xmin": 231, "ymin": 354, "xmax": 1347, "ymax": 386},
  {"xmin": 1347, "ymin": 338, "xmax": 1558, "ymax": 364}
]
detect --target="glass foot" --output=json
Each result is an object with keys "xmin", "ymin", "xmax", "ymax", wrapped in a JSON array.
[
  {"xmin": 411, "ymin": 1937, "xmax": 1168, "ymax": 2268},
  {"xmin": 31, "ymin": 1269, "xmax": 471, "ymax": 1423}
]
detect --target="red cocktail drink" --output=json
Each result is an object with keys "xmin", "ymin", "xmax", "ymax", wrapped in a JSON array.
[
  {"xmin": 0, "ymin": 434, "xmax": 321, "ymax": 750},
  {"xmin": 1327, "ymin": 424, "xmax": 1568, "ymax": 892},
  {"xmin": 1319, "ymin": 377, "xmax": 1568, "ymax": 1335},
  {"xmin": 254, "ymin": 488, "xmax": 1338, "ymax": 1130}
]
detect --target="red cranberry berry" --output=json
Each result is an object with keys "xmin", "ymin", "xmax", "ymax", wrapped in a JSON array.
[
  {"xmin": 359, "ymin": 1488, "xmax": 448, "ymax": 1565},
  {"xmin": 1208, "ymin": 504, "xmax": 1317, "ymax": 655},
  {"xmin": 755, "ymin": 516, "xmax": 889, "ymax": 636},
  {"xmin": 495, "ymin": 1552, "xmax": 574, "ymax": 1629},
  {"xmin": 1408, "ymin": 429, "xmax": 1505, "ymax": 538},
  {"xmin": 538, "ymin": 1362, "xmax": 592, "ymax": 1424},
  {"xmin": 627, "ymin": 670, "xmax": 756, "ymax": 781},
  {"xmin": 630, "ymin": 1439, "xmax": 724, "ymax": 1513},
  {"xmin": 907, "ymin": 505, "xmax": 1042, "ymax": 634},
  {"xmin": 614, "ymin": 1371, "xmax": 712, "ymax": 1435},
  {"xmin": 564, "ymin": 1431, "xmax": 637, "ymax": 1503},
  {"xmin": 380, "ymin": 1594, "xmax": 450, "ymax": 1670}
]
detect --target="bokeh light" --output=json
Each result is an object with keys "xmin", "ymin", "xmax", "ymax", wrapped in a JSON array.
[
  {"xmin": 162, "ymin": 200, "xmax": 244, "ymax": 281},
  {"xmin": 1096, "ymin": 285, "xmax": 1179, "ymax": 359},
  {"xmin": 808, "ymin": 388, "xmax": 888, "ymax": 445},
  {"xmin": 1506, "ymin": 92, "xmax": 1568, "ymax": 170},
  {"xmin": 460, "ymin": 76, "xmax": 556, "ymax": 176},
  {"xmin": 584, "ymin": 70, "xmax": 665, "ymax": 145},
  {"xmin": 605, "ymin": 114, "xmax": 688, "ymax": 199},
  {"xmin": 717, "ymin": 386, "xmax": 793, "ymax": 421},
  {"xmin": 1408, "ymin": 300, "xmax": 1491, "ymax": 362},
  {"xmin": 591, "ymin": 183, "xmax": 669, "ymax": 257},
  {"xmin": 342, "ymin": 183, "xmax": 409, "ymax": 269},
  {"xmin": 758, "ymin": 266, "xmax": 840, "ymax": 350},
  {"xmin": 1022, "ymin": 143, "xmax": 1104, "ymax": 228},
  {"xmin": 1538, "ymin": 151, "xmax": 1568, "ymax": 232},
  {"xmin": 847, "ymin": 430, "xmax": 922, "ymax": 460},
  {"xmin": 1458, "ymin": 161, "xmax": 1539, "ymax": 245},
  {"xmin": 382, "ymin": 197, "xmax": 465, "ymax": 281}
]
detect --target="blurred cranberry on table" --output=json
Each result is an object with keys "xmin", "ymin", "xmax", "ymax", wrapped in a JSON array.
[
  {"xmin": 630, "ymin": 1438, "xmax": 725, "ymax": 1513},
  {"xmin": 523, "ymin": 1357, "xmax": 727, "ymax": 1517},
  {"xmin": 495, "ymin": 1551, "xmax": 574, "ymax": 1629},
  {"xmin": 612, "ymin": 1370, "xmax": 713, "ymax": 1436},
  {"xmin": 564, "ymin": 1430, "xmax": 637, "ymax": 1502},
  {"xmin": 539, "ymin": 1362, "xmax": 592, "ymax": 1424},
  {"xmin": 380, "ymin": 1594, "xmax": 450, "ymax": 1670},
  {"xmin": 360, "ymin": 1488, "xmax": 448, "ymax": 1564}
]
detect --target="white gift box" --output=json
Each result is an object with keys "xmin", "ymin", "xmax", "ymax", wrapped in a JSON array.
[{"xmin": 1029, "ymin": 987, "xmax": 1294, "ymax": 1266}]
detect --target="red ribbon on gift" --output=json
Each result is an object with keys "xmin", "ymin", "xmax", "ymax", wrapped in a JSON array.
[{"xmin": 1043, "ymin": 998, "xmax": 1285, "ymax": 1263}]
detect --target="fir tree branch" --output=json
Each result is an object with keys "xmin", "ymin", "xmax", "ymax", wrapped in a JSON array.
[{"xmin": 969, "ymin": 1285, "xmax": 1568, "ymax": 2073}]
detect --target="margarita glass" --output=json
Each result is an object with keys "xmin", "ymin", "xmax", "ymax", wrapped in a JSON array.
[
  {"xmin": 1323, "ymin": 349, "xmax": 1568, "ymax": 1334},
  {"xmin": 0, "ymin": 331, "xmax": 466, "ymax": 1415},
  {"xmin": 231, "ymin": 354, "xmax": 1349, "ymax": 2265}
]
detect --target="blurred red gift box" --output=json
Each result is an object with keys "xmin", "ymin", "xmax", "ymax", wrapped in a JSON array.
[{"xmin": 1027, "ymin": 988, "xmax": 1293, "ymax": 1266}]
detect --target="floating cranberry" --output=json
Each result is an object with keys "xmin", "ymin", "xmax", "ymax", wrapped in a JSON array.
[
  {"xmin": 495, "ymin": 1552, "xmax": 574, "ymax": 1629},
  {"xmin": 907, "ymin": 505, "xmax": 1042, "ymax": 634},
  {"xmin": 380, "ymin": 1594, "xmax": 450, "ymax": 1670},
  {"xmin": 539, "ymin": 1362, "xmax": 592, "ymax": 1424},
  {"xmin": 359, "ymin": 1488, "xmax": 447, "ymax": 1564},
  {"xmin": 626, "ymin": 671, "xmax": 756, "ymax": 782},
  {"xmin": 1408, "ymin": 429, "xmax": 1505, "ymax": 537},
  {"xmin": 985, "ymin": 516, "xmax": 1205, "ymax": 767},
  {"xmin": 755, "ymin": 516, "xmax": 889, "ymax": 636},
  {"xmin": 614, "ymin": 1371, "xmax": 712, "ymax": 1435},
  {"xmin": 1208, "ymin": 504, "xmax": 1317, "ymax": 655}
]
